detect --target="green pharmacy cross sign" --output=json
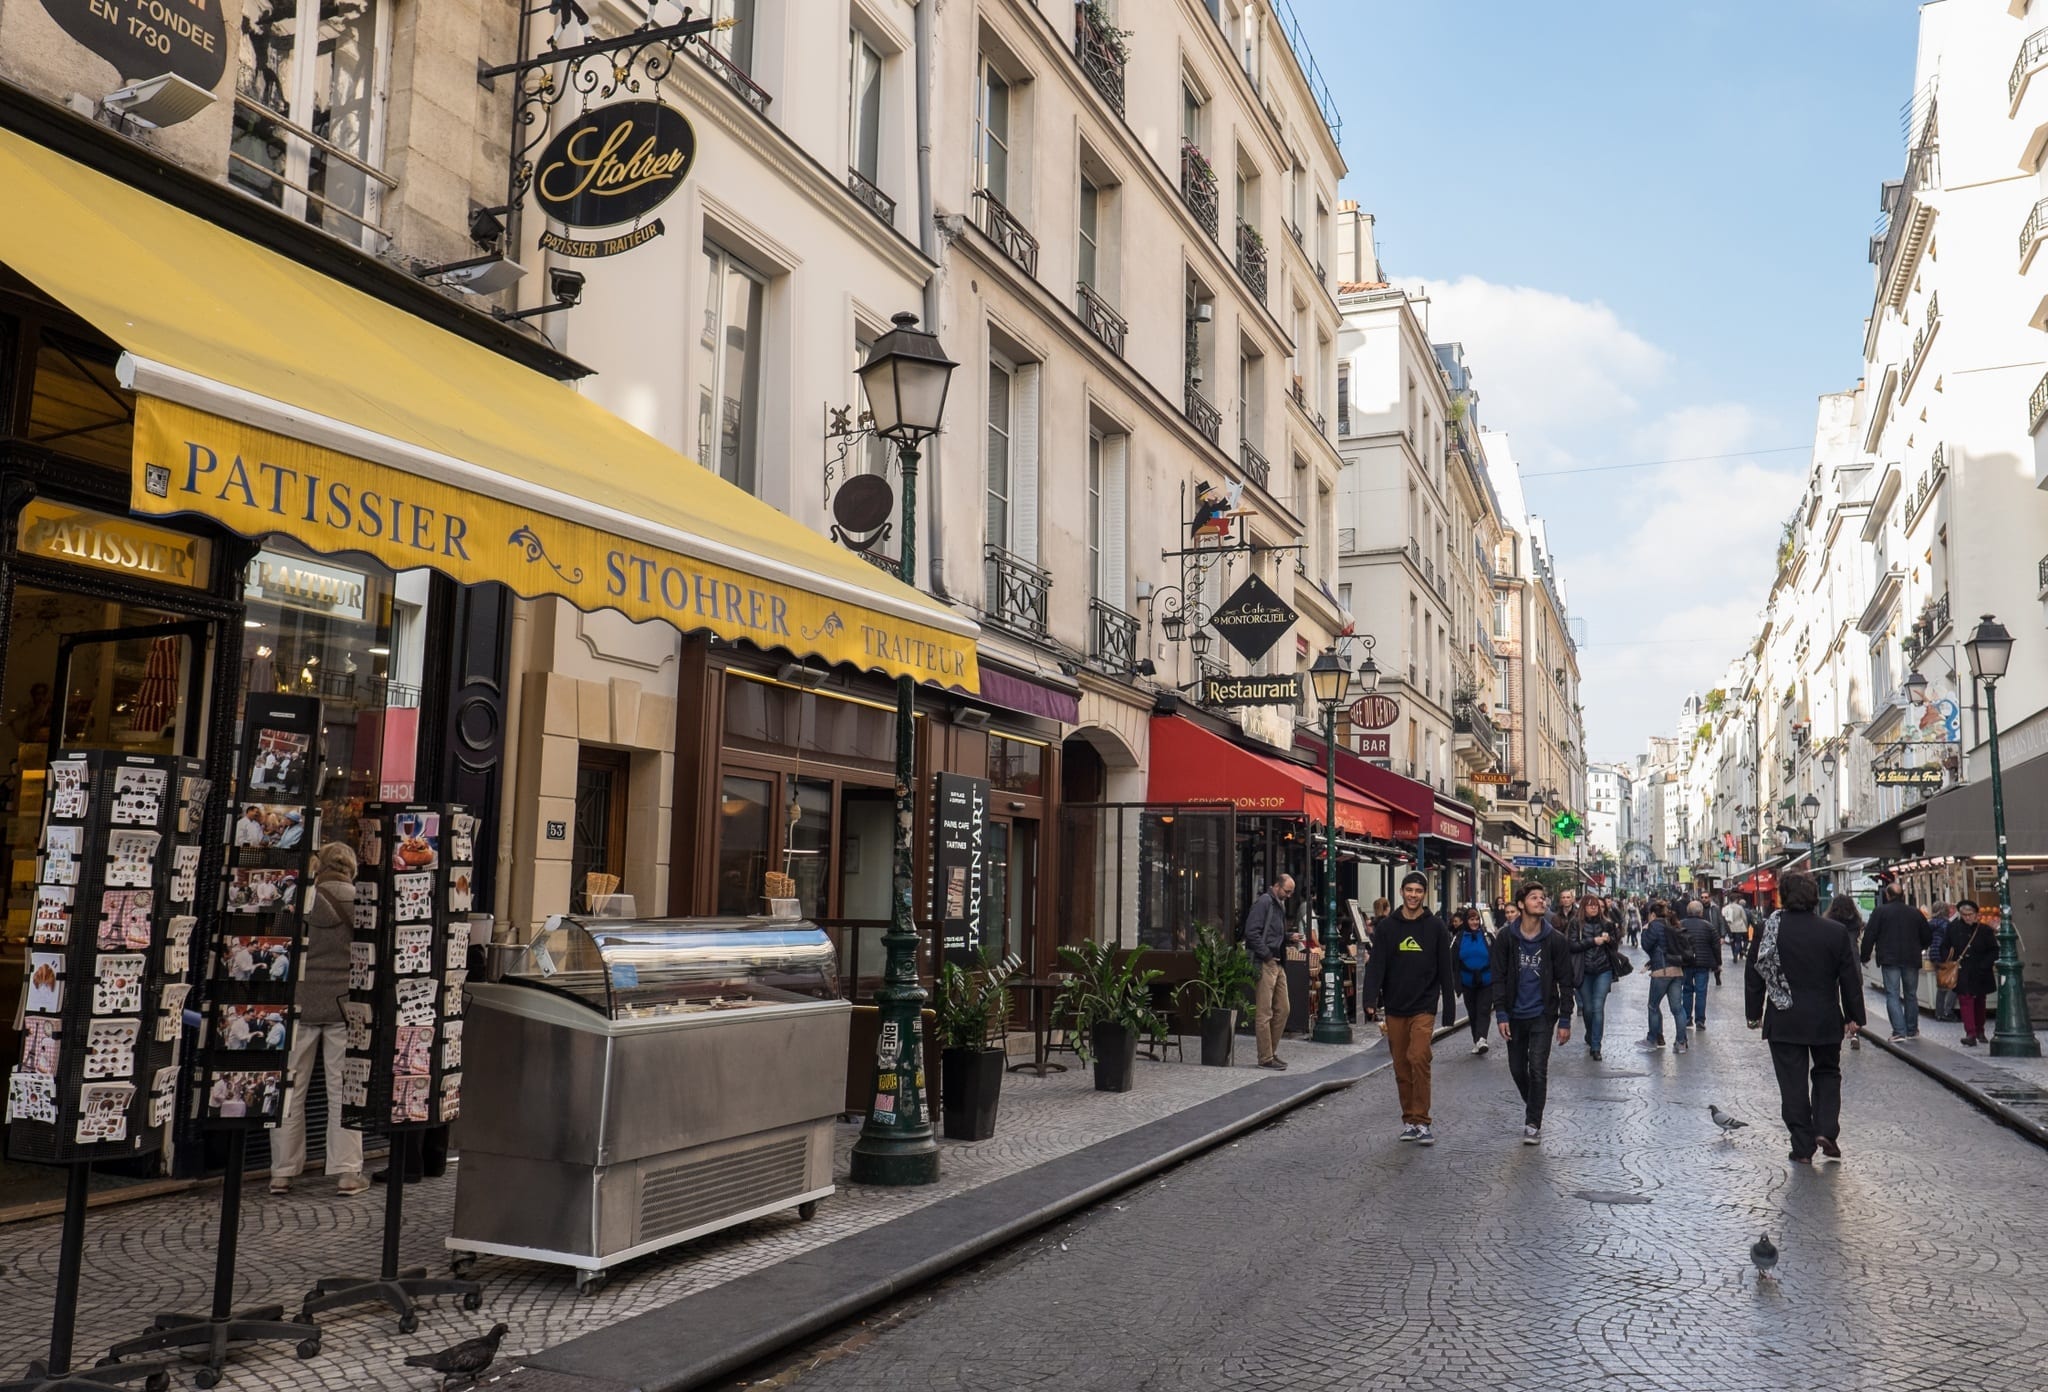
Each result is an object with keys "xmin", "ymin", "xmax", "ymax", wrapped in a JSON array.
[{"xmin": 1550, "ymin": 810, "xmax": 1584, "ymax": 841}]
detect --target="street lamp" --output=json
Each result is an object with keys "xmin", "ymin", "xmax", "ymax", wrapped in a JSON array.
[
  {"xmin": 1800, "ymin": 791, "xmax": 1821, "ymax": 890},
  {"xmin": 1964, "ymin": 614, "xmax": 2039, "ymax": 1059},
  {"xmin": 1189, "ymin": 626, "xmax": 1215, "ymax": 662},
  {"xmin": 849, "ymin": 312, "xmax": 957, "ymax": 1186},
  {"xmin": 1307, "ymin": 645, "xmax": 1353, "ymax": 1046},
  {"xmin": 1903, "ymin": 668, "xmax": 1930, "ymax": 704}
]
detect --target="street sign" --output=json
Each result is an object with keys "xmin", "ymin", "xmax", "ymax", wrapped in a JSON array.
[
  {"xmin": 1207, "ymin": 574, "xmax": 1298, "ymax": 662},
  {"xmin": 1511, "ymin": 856, "xmax": 1556, "ymax": 869},
  {"xmin": 1349, "ymin": 693, "xmax": 1401, "ymax": 730},
  {"xmin": 1470, "ymin": 771, "xmax": 1514, "ymax": 785},
  {"xmin": 1355, "ymin": 732, "xmax": 1391, "ymax": 759},
  {"xmin": 1200, "ymin": 673, "xmax": 1302, "ymax": 708},
  {"xmin": 1874, "ymin": 766, "xmax": 1944, "ymax": 789}
]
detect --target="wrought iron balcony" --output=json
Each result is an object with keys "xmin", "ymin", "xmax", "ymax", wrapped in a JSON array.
[
  {"xmin": 1184, "ymin": 385, "xmax": 1221, "ymax": 444},
  {"xmin": 1454, "ymin": 701, "xmax": 1500, "ymax": 753},
  {"xmin": 2015, "ymin": 28, "xmax": 2048, "ymax": 105},
  {"xmin": 1073, "ymin": 2, "xmax": 1127, "ymax": 116},
  {"xmin": 2032, "ymin": 368, "xmax": 2048, "ymax": 434},
  {"xmin": 1180, "ymin": 141, "xmax": 1219, "ymax": 238},
  {"xmin": 1901, "ymin": 291, "xmax": 1938, "ymax": 387},
  {"xmin": 847, "ymin": 167, "xmax": 894, "ymax": 226},
  {"xmin": 1290, "ymin": 376, "xmax": 1306, "ymax": 408},
  {"xmin": 1076, "ymin": 281, "xmax": 1127, "ymax": 357},
  {"xmin": 972, "ymin": 187, "xmax": 1039, "ymax": 276},
  {"xmin": 2024, "ymin": 198, "xmax": 2048, "ymax": 271},
  {"xmin": 1238, "ymin": 439, "xmax": 1271, "ymax": 491},
  {"xmin": 860, "ymin": 548, "xmax": 902, "ymax": 578},
  {"xmin": 689, "ymin": 38, "xmax": 772, "ymax": 116},
  {"xmin": 1235, "ymin": 221, "xmax": 1268, "ymax": 301},
  {"xmin": 985, "ymin": 544, "xmax": 1052, "ymax": 638},
  {"xmin": 1090, "ymin": 597, "xmax": 1139, "ymax": 674},
  {"xmin": 2038, "ymin": 552, "xmax": 2048, "ymax": 595}
]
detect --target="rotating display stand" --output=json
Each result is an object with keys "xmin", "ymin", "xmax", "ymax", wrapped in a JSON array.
[{"xmin": 302, "ymin": 801, "xmax": 481, "ymax": 1330}]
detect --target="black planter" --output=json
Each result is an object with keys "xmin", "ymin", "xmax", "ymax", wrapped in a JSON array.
[
  {"xmin": 1091, "ymin": 1023, "xmax": 1139, "ymax": 1092},
  {"xmin": 1200, "ymin": 1008, "xmax": 1237, "ymax": 1066},
  {"xmin": 940, "ymin": 1047, "xmax": 1005, "ymax": 1141}
]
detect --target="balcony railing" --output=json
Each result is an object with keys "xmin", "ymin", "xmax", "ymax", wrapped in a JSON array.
[
  {"xmin": 1238, "ymin": 439, "xmax": 1271, "ymax": 492},
  {"xmin": 1073, "ymin": 2, "xmax": 1127, "ymax": 116},
  {"xmin": 2033, "ymin": 369, "xmax": 2048, "ymax": 434},
  {"xmin": 847, "ymin": 167, "xmax": 894, "ymax": 226},
  {"xmin": 1454, "ymin": 702, "xmax": 1500, "ymax": 753},
  {"xmin": 1180, "ymin": 141, "xmax": 1219, "ymax": 238},
  {"xmin": 1869, "ymin": 97, "xmax": 1937, "ymax": 295},
  {"xmin": 860, "ymin": 548, "xmax": 902, "ymax": 578},
  {"xmin": 1288, "ymin": 220, "xmax": 1304, "ymax": 248},
  {"xmin": 972, "ymin": 187, "xmax": 1039, "ymax": 276},
  {"xmin": 1185, "ymin": 385, "xmax": 1221, "ymax": 444},
  {"xmin": 1076, "ymin": 281, "xmax": 1127, "ymax": 357},
  {"xmin": 2024, "ymin": 198, "xmax": 2048, "ymax": 271},
  {"xmin": 984, "ymin": 544, "xmax": 1052, "ymax": 637},
  {"xmin": 689, "ymin": 38, "xmax": 772, "ymax": 116},
  {"xmin": 1235, "ymin": 221, "xmax": 1268, "ymax": 301},
  {"xmin": 1090, "ymin": 597, "xmax": 1139, "ymax": 674},
  {"xmin": 1901, "ymin": 291, "xmax": 1939, "ymax": 387},
  {"xmin": 2014, "ymin": 27, "xmax": 2048, "ymax": 105},
  {"xmin": 2038, "ymin": 553, "xmax": 2048, "ymax": 595},
  {"xmin": 1290, "ymin": 376, "xmax": 1306, "ymax": 408},
  {"xmin": 1905, "ymin": 445, "xmax": 1946, "ymax": 529}
]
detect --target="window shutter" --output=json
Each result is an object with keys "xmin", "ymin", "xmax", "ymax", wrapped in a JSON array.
[
  {"xmin": 1100, "ymin": 433, "xmax": 1128, "ymax": 607},
  {"xmin": 1012, "ymin": 362, "xmax": 1042, "ymax": 563}
]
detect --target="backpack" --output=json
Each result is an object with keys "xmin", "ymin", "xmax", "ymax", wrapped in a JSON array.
[
  {"xmin": 1676, "ymin": 921, "xmax": 1703, "ymax": 969},
  {"xmin": 1455, "ymin": 927, "xmax": 1491, "ymax": 985}
]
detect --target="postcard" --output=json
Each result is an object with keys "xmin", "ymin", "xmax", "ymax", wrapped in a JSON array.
[
  {"xmin": 83, "ymin": 1018, "xmax": 140, "ymax": 1080},
  {"xmin": 93, "ymin": 954, "xmax": 146, "ymax": 1015},
  {"xmin": 6, "ymin": 1069, "xmax": 58, "ymax": 1126},
  {"xmin": 76, "ymin": 1082, "xmax": 134, "ymax": 1142},
  {"xmin": 26, "ymin": 952, "xmax": 64, "ymax": 1014}
]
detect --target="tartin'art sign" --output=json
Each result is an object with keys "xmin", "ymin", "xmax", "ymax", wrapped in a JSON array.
[{"xmin": 532, "ymin": 100, "xmax": 695, "ymax": 256}]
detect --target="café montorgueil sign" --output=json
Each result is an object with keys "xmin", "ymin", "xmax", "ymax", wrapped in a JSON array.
[
  {"xmin": 1208, "ymin": 574, "xmax": 1297, "ymax": 663},
  {"xmin": 533, "ymin": 101, "xmax": 695, "ymax": 257}
]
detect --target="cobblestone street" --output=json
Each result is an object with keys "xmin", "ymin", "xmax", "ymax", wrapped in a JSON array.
[{"xmin": 774, "ymin": 971, "xmax": 2048, "ymax": 1392}]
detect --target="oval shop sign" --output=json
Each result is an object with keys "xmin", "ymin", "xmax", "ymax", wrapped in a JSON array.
[
  {"xmin": 41, "ymin": 0, "xmax": 230, "ymax": 97},
  {"xmin": 534, "ymin": 101, "xmax": 696, "ymax": 228}
]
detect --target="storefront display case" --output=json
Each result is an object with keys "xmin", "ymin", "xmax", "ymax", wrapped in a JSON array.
[{"xmin": 448, "ymin": 915, "xmax": 849, "ymax": 1294}]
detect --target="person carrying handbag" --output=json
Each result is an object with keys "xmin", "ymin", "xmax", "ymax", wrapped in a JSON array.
[{"xmin": 1942, "ymin": 901, "xmax": 2000, "ymax": 1047}]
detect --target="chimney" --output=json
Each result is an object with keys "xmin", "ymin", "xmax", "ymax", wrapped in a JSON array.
[{"xmin": 1334, "ymin": 202, "xmax": 1379, "ymax": 286}]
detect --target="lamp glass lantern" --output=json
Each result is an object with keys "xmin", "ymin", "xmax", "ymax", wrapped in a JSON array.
[
  {"xmin": 1308, "ymin": 646, "xmax": 1349, "ymax": 709},
  {"xmin": 1357, "ymin": 651, "xmax": 1381, "ymax": 693},
  {"xmin": 1189, "ymin": 626, "xmax": 1215, "ymax": 661},
  {"xmin": 1821, "ymin": 749, "xmax": 1837, "ymax": 781},
  {"xmin": 1966, "ymin": 615, "xmax": 2015, "ymax": 683},
  {"xmin": 856, "ymin": 311, "xmax": 957, "ymax": 442},
  {"xmin": 1902, "ymin": 669, "xmax": 1930, "ymax": 704},
  {"xmin": 1160, "ymin": 611, "xmax": 1188, "ymax": 643}
]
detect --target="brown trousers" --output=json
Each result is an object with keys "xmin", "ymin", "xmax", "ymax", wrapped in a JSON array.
[
  {"xmin": 1382, "ymin": 1012, "xmax": 1438, "ymax": 1124},
  {"xmin": 1255, "ymin": 960, "xmax": 1290, "ymax": 1064}
]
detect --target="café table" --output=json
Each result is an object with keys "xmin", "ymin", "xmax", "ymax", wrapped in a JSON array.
[{"xmin": 1005, "ymin": 977, "xmax": 1069, "ymax": 1075}]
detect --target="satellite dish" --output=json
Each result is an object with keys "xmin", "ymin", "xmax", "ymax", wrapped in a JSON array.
[{"xmin": 831, "ymin": 473, "xmax": 895, "ymax": 552}]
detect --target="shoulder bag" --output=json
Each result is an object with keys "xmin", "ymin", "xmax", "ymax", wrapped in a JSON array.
[{"xmin": 1935, "ymin": 926, "xmax": 1978, "ymax": 993}]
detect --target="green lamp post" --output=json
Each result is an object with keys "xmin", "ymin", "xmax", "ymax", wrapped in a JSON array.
[
  {"xmin": 848, "ymin": 312, "xmax": 958, "ymax": 1184},
  {"xmin": 1308, "ymin": 645, "xmax": 1354, "ymax": 1045},
  {"xmin": 1965, "ymin": 616, "xmax": 2041, "ymax": 1059}
]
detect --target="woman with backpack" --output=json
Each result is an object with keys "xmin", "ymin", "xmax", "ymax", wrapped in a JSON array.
[
  {"xmin": 1452, "ymin": 906, "xmax": 1494, "ymax": 1055},
  {"xmin": 1824, "ymin": 895, "xmax": 1866, "ymax": 1051},
  {"xmin": 1570, "ymin": 894, "xmax": 1622, "ymax": 1061}
]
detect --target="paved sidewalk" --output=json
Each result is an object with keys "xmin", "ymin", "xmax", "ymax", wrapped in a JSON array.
[
  {"xmin": 1857, "ymin": 980, "xmax": 2048, "ymax": 1147},
  {"xmin": 1, "ymin": 1031, "xmax": 1382, "ymax": 1391}
]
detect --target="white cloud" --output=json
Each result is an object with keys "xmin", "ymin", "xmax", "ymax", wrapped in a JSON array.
[{"xmin": 1412, "ymin": 278, "xmax": 1806, "ymax": 760}]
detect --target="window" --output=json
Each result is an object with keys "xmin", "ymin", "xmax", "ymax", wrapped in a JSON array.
[
  {"xmin": 975, "ymin": 59, "xmax": 1011, "ymax": 201},
  {"xmin": 1336, "ymin": 361, "xmax": 1350, "ymax": 435},
  {"xmin": 1090, "ymin": 430, "xmax": 1127, "ymax": 607},
  {"xmin": 1493, "ymin": 591, "xmax": 1510, "ymax": 637},
  {"xmin": 231, "ymin": 0, "xmax": 390, "ymax": 244},
  {"xmin": 987, "ymin": 357, "xmax": 1013, "ymax": 550},
  {"xmin": 848, "ymin": 29, "xmax": 884, "ymax": 184},
  {"xmin": 572, "ymin": 749, "xmax": 629, "ymax": 913},
  {"xmin": 1087, "ymin": 433, "xmax": 1103, "ymax": 598},
  {"xmin": 1182, "ymin": 79, "xmax": 1204, "ymax": 147},
  {"xmin": 1338, "ymin": 582, "xmax": 1352, "ymax": 614},
  {"xmin": 990, "ymin": 736, "xmax": 1044, "ymax": 796},
  {"xmin": 709, "ymin": 0, "xmax": 758, "ymax": 71},
  {"xmin": 698, "ymin": 242, "xmax": 767, "ymax": 494},
  {"xmin": 1078, "ymin": 175, "xmax": 1101, "ymax": 289}
]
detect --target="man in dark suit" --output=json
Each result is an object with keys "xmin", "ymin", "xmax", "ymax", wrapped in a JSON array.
[{"xmin": 1746, "ymin": 871, "xmax": 1866, "ymax": 1163}]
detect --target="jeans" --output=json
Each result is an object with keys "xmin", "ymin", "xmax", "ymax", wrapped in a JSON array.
[
  {"xmin": 1769, "ymin": 1040, "xmax": 1842, "ymax": 1158},
  {"xmin": 1462, "ymin": 983, "xmax": 1493, "ymax": 1042},
  {"xmin": 1685, "ymin": 967, "xmax": 1714, "ymax": 1026},
  {"xmin": 1505, "ymin": 1016, "xmax": 1555, "ymax": 1125},
  {"xmin": 1575, "ymin": 971, "xmax": 1612, "ymax": 1050},
  {"xmin": 1382, "ymin": 1012, "xmax": 1438, "ymax": 1124},
  {"xmin": 1880, "ymin": 964, "xmax": 1922, "ymax": 1036},
  {"xmin": 1647, "ymin": 976, "xmax": 1689, "ymax": 1044}
]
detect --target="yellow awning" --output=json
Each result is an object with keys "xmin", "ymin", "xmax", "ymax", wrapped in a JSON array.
[{"xmin": 0, "ymin": 129, "xmax": 976, "ymax": 689}]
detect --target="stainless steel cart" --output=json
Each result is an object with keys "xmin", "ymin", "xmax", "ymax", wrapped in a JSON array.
[{"xmin": 446, "ymin": 915, "xmax": 849, "ymax": 1294}]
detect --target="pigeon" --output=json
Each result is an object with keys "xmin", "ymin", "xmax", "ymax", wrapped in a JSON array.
[
  {"xmin": 1709, "ymin": 1105, "xmax": 1748, "ymax": 1138},
  {"xmin": 1750, "ymin": 1234, "xmax": 1778, "ymax": 1282},
  {"xmin": 404, "ymin": 1323, "xmax": 509, "ymax": 1390}
]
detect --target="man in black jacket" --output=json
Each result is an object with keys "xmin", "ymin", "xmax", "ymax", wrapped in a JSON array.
[
  {"xmin": 1492, "ymin": 883, "xmax": 1580, "ymax": 1145},
  {"xmin": 1747, "ymin": 871, "xmax": 1866, "ymax": 1162},
  {"xmin": 1360, "ymin": 873, "xmax": 1459, "ymax": 1144},
  {"xmin": 1242, "ymin": 875, "xmax": 1299, "ymax": 1070},
  {"xmin": 1680, "ymin": 901, "xmax": 1723, "ymax": 1032},
  {"xmin": 1861, "ymin": 883, "xmax": 1933, "ymax": 1042}
]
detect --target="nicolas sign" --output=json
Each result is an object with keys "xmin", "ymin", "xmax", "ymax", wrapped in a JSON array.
[
  {"xmin": 1207, "ymin": 574, "xmax": 1297, "ymax": 663},
  {"xmin": 534, "ymin": 101, "xmax": 696, "ymax": 229}
]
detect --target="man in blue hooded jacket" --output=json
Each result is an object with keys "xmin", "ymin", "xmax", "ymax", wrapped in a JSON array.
[{"xmin": 1491, "ymin": 883, "xmax": 1580, "ymax": 1145}]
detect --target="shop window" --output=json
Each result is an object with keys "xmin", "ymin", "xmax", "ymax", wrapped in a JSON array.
[
  {"xmin": 572, "ymin": 748, "xmax": 629, "ymax": 912},
  {"xmin": 26, "ymin": 331, "xmax": 132, "ymax": 471},
  {"xmin": 788, "ymin": 777, "xmax": 833, "ymax": 919},
  {"xmin": 989, "ymin": 735, "xmax": 1043, "ymax": 797},
  {"xmin": 697, "ymin": 241, "xmax": 767, "ymax": 495},
  {"xmin": 230, "ymin": 0, "xmax": 392, "ymax": 246},
  {"xmin": 716, "ymin": 774, "xmax": 774, "ymax": 915},
  {"xmin": 722, "ymin": 676, "xmax": 895, "ymax": 773}
]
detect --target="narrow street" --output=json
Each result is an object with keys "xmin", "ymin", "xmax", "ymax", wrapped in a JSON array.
[{"xmin": 769, "ymin": 971, "xmax": 2048, "ymax": 1392}]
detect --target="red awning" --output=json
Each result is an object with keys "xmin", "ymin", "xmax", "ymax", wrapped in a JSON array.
[
  {"xmin": 1149, "ymin": 716, "xmax": 1400, "ymax": 840},
  {"xmin": 1295, "ymin": 734, "xmax": 1465, "ymax": 844},
  {"xmin": 1739, "ymin": 868, "xmax": 1778, "ymax": 894}
]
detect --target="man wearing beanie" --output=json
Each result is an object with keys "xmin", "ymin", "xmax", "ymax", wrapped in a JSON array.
[{"xmin": 1358, "ymin": 872, "xmax": 1459, "ymax": 1145}]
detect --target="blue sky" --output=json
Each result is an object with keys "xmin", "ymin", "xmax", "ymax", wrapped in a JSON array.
[{"xmin": 1294, "ymin": 0, "xmax": 1925, "ymax": 762}]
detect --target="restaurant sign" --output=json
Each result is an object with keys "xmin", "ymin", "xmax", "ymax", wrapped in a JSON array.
[
  {"xmin": 1207, "ymin": 574, "xmax": 1297, "ymax": 663},
  {"xmin": 1355, "ymin": 732, "xmax": 1391, "ymax": 759},
  {"xmin": 1201, "ymin": 673, "xmax": 1301, "ymax": 708},
  {"xmin": 1874, "ymin": 766, "xmax": 1944, "ymax": 790},
  {"xmin": 40, "ymin": 1, "xmax": 229, "ymax": 103},
  {"xmin": 532, "ymin": 100, "xmax": 695, "ymax": 257},
  {"xmin": 933, "ymin": 773, "xmax": 989, "ymax": 966},
  {"xmin": 1349, "ymin": 693, "xmax": 1401, "ymax": 730}
]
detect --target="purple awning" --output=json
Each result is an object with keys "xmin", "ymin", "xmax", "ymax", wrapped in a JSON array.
[{"xmin": 975, "ymin": 667, "xmax": 1079, "ymax": 723}]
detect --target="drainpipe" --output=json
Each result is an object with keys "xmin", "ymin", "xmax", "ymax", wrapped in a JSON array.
[{"xmin": 915, "ymin": 0, "xmax": 949, "ymax": 600}]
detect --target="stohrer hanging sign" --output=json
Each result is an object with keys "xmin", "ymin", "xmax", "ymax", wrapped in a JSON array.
[
  {"xmin": 533, "ymin": 100, "xmax": 695, "ymax": 258},
  {"xmin": 39, "ymin": 0, "xmax": 229, "ymax": 100}
]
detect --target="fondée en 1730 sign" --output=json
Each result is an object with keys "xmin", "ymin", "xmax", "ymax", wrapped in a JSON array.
[
  {"xmin": 532, "ymin": 100, "xmax": 696, "ymax": 258},
  {"xmin": 40, "ymin": 0, "xmax": 229, "ymax": 101}
]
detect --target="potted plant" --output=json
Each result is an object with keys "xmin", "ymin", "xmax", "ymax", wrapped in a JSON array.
[
  {"xmin": 1186, "ymin": 924, "xmax": 1255, "ymax": 1066},
  {"xmin": 934, "ymin": 950, "xmax": 1018, "ymax": 1141},
  {"xmin": 1053, "ymin": 940, "xmax": 1165, "ymax": 1093}
]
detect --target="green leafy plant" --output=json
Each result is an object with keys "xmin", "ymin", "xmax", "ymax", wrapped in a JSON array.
[
  {"xmin": 1185, "ymin": 924, "xmax": 1255, "ymax": 1017},
  {"xmin": 935, "ymin": 948, "xmax": 1020, "ymax": 1051},
  {"xmin": 1053, "ymin": 940, "xmax": 1165, "ymax": 1064},
  {"xmin": 1079, "ymin": 0, "xmax": 1132, "ymax": 62}
]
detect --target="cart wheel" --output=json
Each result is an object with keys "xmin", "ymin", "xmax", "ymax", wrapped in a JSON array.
[
  {"xmin": 399, "ymin": 1312, "xmax": 419, "ymax": 1334},
  {"xmin": 462, "ymin": 1290, "xmax": 483, "ymax": 1312},
  {"xmin": 144, "ymin": 1373, "xmax": 169, "ymax": 1392},
  {"xmin": 798, "ymin": 1201, "xmax": 819, "ymax": 1221},
  {"xmin": 575, "ymin": 1271, "xmax": 608, "ymax": 1297},
  {"xmin": 297, "ymin": 1339, "xmax": 322, "ymax": 1360},
  {"xmin": 450, "ymin": 1255, "xmax": 477, "ymax": 1279},
  {"xmin": 196, "ymin": 1367, "xmax": 223, "ymax": 1389}
]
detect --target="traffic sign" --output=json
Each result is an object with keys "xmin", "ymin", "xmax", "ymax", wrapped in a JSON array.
[{"xmin": 1511, "ymin": 856, "xmax": 1556, "ymax": 869}]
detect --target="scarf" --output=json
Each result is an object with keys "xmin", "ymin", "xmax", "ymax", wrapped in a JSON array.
[{"xmin": 1754, "ymin": 908, "xmax": 1793, "ymax": 1011}]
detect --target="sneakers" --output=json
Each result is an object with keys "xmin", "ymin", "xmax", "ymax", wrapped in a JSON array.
[
  {"xmin": 1590, "ymin": 1048, "xmax": 1603, "ymax": 1061},
  {"xmin": 268, "ymin": 1175, "xmax": 291, "ymax": 1196},
  {"xmin": 1637, "ymin": 1037, "xmax": 1665, "ymax": 1050},
  {"xmin": 1399, "ymin": 1124, "xmax": 1422, "ymax": 1142},
  {"xmin": 1694, "ymin": 1022, "xmax": 1707, "ymax": 1032},
  {"xmin": 1674, "ymin": 1041, "xmax": 1690, "ymax": 1054},
  {"xmin": 1259, "ymin": 1058, "xmax": 1289, "ymax": 1070},
  {"xmin": 1414, "ymin": 1125, "xmax": 1436, "ymax": 1146},
  {"xmin": 336, "ymin": 1172, "xmax": 371, "ymax": 1196},
  {"xmin": 1472, "ymin": 1039, "xmax": 1489, "ymax": 1055},
  {"xmin": 1889, "ymin": 1034, "xmax": 1908, "ymax": 1044},
  {"xmin": 1522, "ymin": 1125, "xmax": 1542, "ymax": 1146}
]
